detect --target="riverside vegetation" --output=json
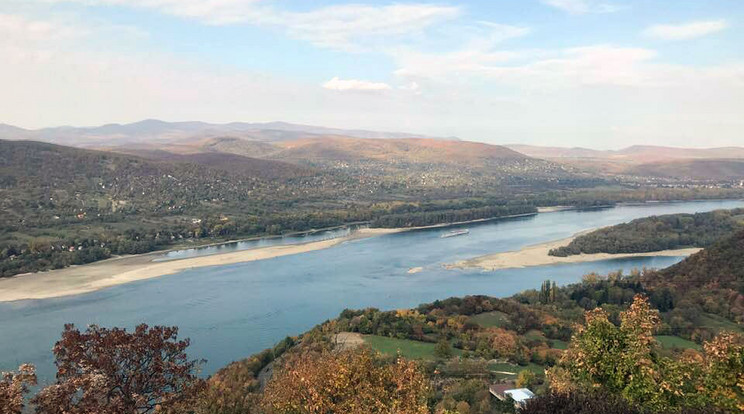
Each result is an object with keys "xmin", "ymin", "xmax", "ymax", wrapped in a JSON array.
[
  {"xmin": 550, "ymin": 208, "xmax": 744, "ymax": 257},
  {"xmin": 3, "ymin": 228, "xmax": 742, "ymax": 413}
]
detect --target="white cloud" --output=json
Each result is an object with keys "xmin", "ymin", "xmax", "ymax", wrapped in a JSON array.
[
  {"xmin": 541, "ymin": 0, "xmax": 622, "ymax": 14},
  {"xmin": 392, "ymin": 22, "xmax": 532, "ymax": 80},
  {"xmin": 643, "ymin": 20, "xmax": 729, "ymax": 40},
  {"xmin": 277, "ymin": 4, "xmax": 460, "ymax": 51},
  {"xmin": 394, "ymin": 42, "xmax": 741, "ymax": 92},
  {"xmin": 323, "ymin": 77, "xmax": 392, "ymax": 92},
  {"xmin": 0, "ymin": 13, "xmax": 86, "ymax": 42},
  {"xmin": 46, "ymin": 0, "xmax": 266, "ymax": 24},
  {"xmin": 0, "ymin": 13, "xmax": 89, "ymax": 64},
  {"xmin": 47, "ymin": 1, "xmax": 460, "ymax": 51},
  {"xmin": 2, "ymin": 8, "xmax": 744, "ymax": 148}
]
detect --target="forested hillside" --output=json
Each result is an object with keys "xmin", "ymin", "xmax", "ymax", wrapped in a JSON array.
[
  {"xmin": 550, "ymin": 208, "xmax": 744, "ymax": 256},
  {"xmin": 644, "ymin": 229, "xmax": 744, "ymax": 324},
  {"xmin": 0, "ymin": 139, "xmax": 574, "ymax": 277},
  {"xmin": 3, "ymin": 138, "xmax": 744, "ymax": 277}
]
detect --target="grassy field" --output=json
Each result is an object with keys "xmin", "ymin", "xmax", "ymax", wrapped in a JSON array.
[
  {"xmin": 655, "ymin": 335, "xmax": 701, "ymax": 350},
  {"xmin": 363, "ymin": 335, "xmax": 463, "ymax": 360},
  {"xmin": 697, "ymin": 313, "xmax": 744, "ymax": 334},
  {"xmin": 468, "ymin": 311, "xmax": 510, "ymax": 328},
  {"xmin": 548, "ymin": 339, "xmax": 568, "ymax": 350},
  {"xmin": 488, "ymin": 362, "xmax": 546, "ymax": 380},
  {"xmin": 523, "ymin": 329, "xmax": 568, "ymax": 350}
]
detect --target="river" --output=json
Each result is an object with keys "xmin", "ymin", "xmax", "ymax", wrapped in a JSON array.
[{"xmin": 1, "ymin": 199, "xmax": 742, "ymax": 383}]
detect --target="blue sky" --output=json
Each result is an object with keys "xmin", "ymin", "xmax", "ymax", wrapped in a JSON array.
[{"xmin": 1, "ymin": 0, "xmax": 742, "ymax": 148}]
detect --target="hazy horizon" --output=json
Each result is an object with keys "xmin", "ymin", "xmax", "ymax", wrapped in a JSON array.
[
  {"xmin": 1, "ymin": 0, "xmax": 743, "ymax": 148},
  {"xmin": 3, "ymin": 118, "xmax": 744, "ymax": 151}
]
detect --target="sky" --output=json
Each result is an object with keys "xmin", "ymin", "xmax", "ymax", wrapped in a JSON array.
[{"xmin": 0, "ymin": 0, "xmax": 742, "ymax": 149}]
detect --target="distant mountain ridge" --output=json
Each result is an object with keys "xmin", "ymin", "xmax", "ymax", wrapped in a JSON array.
[{"xmin": 0, "ymin": 120, "xmax": 451, "ymax": 147}]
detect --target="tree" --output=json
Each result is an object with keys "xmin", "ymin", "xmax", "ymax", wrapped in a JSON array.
[
  {"xmin": 701, "ymin": 332, "xmax": 744, "ymax": 411},
  {"xmin": 435, "ymin": 338, "xmax": 454, "ymax": 359},
  {"xmin": 547, "ymin": 295, "xmax": 744, "ymax": 412},
  {"xmin": 539, "ymin": 280, "xmax": 556, "ymax": 304},
  {"xmin": 0, "ymin": 364, "xmax": 36, "ymax": 414},
  {"xmin": 261, "ymin": 348, "xmax": 429, "ymax": 414},
  {"xmin": 516, "ymin": 370, "xmax": 537, "ymax": 389},
  {"xmin": 32, "ymin": 324, "xmax": 204, "ymax": 414},
  {"xmin": 521, "ymin": 391, "xmax": 730, "ymax": 414},
  {"xmin": 547, "ymin": 295, "xmax": 663, "ymax": 406},
  {"xmin": 455, "ymin": 400, "xmax": 470, "ymax": 414}
]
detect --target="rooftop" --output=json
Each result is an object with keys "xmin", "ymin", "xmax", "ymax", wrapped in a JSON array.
[{"xmin": 504, "ymin": 388, "xmax": 535, "ymax": 403}]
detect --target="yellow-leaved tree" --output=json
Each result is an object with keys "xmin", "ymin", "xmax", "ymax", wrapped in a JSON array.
[
  {"xmin": 547, "ymin": 295, "xmax": 744, "ymax": 412},
  {"xmin": 261, "ymin": 348, "xmax": 430, "ymax": 414}
]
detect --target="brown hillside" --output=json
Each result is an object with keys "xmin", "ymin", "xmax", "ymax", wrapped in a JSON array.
[
  {"xmin": 274, "ymin": 137, "xmax": 528, "ymax": 166},
  {"xmin": 626, "ymin": 159, "xmax": 744, "ymax": 181}
]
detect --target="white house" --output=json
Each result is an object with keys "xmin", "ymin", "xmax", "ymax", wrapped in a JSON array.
[{"xmin": 490, "ymin": 384, "xmax": 536, "ymax": 409}]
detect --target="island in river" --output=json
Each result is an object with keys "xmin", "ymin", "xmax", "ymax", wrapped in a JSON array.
[{"xmin": 446, "ymin": 231, "xmax": 702, "ymax": 271}]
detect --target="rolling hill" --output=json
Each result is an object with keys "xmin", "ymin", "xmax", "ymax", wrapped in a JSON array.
[
  {"xmin": 0, "ymin": 120, "xmax": 448, "ymax": 148},
  {"xmin": 272, "ymin": 136, "xmax": 529, "ymax": 165},
  {"xmin": 650, "ymin": 228, "xmax": 744, "ymax": 296},
  {"xmin": 626, "ymin": 159, "xmax": 744, "ymax": 181},
  {"xmin": 95, "ymin": 134, "xmax": 586, "ymax": 194}
]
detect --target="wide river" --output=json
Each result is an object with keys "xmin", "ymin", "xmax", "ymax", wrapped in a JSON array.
[{"xmin": 1, "ymin": 199, "xmax": 742, "ymax": 383}]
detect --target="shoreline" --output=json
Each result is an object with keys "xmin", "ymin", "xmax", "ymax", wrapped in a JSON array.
[
  {"xmin": 0, "ymin": 228, "xmax": 401, "ymax": 303},
  {"xmin": 446, "ymin": 232, "xmax": 701, "ymax": 271},
  {"xmin": 0, "ymin": 212, "xmax": 537, "ymax": 303},
  {"xmin": 2, "ymin": 199, "xmax": 735, "ymax": 302}
]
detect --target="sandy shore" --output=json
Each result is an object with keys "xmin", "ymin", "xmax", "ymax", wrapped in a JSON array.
[
  {"xmin": 536, "ymin": 206, "xmax": 574, "ymax": 213},
  {"xmin": 0, "ymin": 228, "xmax": 400, "ymax": 302},
  {"xmin": 446, "ymin": 233, "xmax": 701, "ymax": 271}
]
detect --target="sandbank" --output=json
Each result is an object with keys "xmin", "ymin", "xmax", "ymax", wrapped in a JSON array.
[
  {"xmin": 446, "ymin": 233, "xmax": 701, "ymax": 271},
  {"xmin": 0, "ymin": 227, "xmax": 400, "ymax": 302}
]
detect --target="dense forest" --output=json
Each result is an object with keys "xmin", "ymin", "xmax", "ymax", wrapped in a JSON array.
[{"xmin": 549, "ymin": 208, "xmax": 744, "ymax": 256}]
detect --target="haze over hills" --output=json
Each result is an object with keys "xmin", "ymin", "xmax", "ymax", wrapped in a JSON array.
[
  {"xmin": 0, "ymin": 120, "xmax": 452, "ymax": 148},
  {"xmin": 508, "ymin": 144, "xmax": 744, "ymax": 180},
  {"xmin": 507, "ymin": 144, "xmax": 744, "ymax": 162}
]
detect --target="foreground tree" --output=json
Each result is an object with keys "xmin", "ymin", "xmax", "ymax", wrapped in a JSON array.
[
  {"xmin": 548, "ymin": 295, "xmax": 744, "ymax": 411},
  {"xmin": 702, "ymin": 332, "xmax": 744, "ymax": 412},
  {"xmin": 0, "ymin": 364, "xmax": 36, "ymax": 414},
  {"xmin": 32, "ymin": 324, "xmax": 204, "ymax": 414},
  {"xmin": 547, "ymin": 295, "xmax": 661, "ymax": 404},
  {"xmin": 262, "ymin": 348, "xmax": 430, "ymax": 414},
  {"xmin": 521, "ymin": 391, "xmax": 730, "ymax": 414}
]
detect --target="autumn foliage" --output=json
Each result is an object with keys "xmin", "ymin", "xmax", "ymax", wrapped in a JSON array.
[
  {"xmin": 261, "ymin": 348, "xmax": 430, "ymax": 414},
  {"xmin": 31, "ymin": 324, "xmax": 204, "ymax": 414},
  {"xmin": 547, "ymin": 295, "xmax": 744, "ymax": 412},
  {"xmin": 0, "ymin": 364, "xmax": 36, "ymax": 414}
]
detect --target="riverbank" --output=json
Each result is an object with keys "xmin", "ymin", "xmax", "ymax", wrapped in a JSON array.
[
  {"xmin": 0, "ymin": 211, "xmax": 539, "ymax": 302},
  {"xmin": 0, "ymin": 228, "xmax": 400, "ymax": 302},
  {"xmin": 446, "ymin": 232, "xmax": 701, "ymax": 271}
]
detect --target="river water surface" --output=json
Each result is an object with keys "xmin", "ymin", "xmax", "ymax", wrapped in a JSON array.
[{"xmin": 1, "ymin": 199, "xmax": 742, "ymax": 382}]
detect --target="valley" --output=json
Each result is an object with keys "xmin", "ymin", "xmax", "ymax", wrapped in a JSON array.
[{"xmin": 2, "ymin": 122, "xmax": 744, "ymax": 279}]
